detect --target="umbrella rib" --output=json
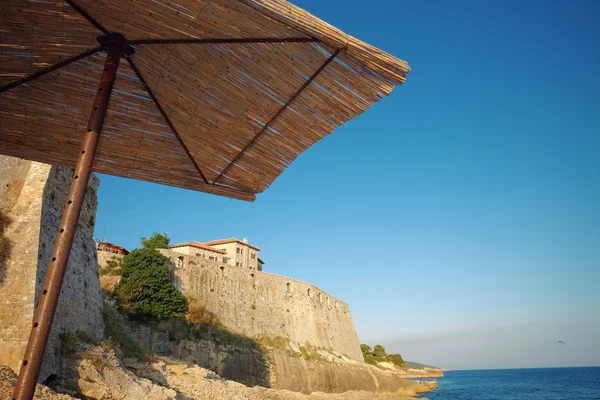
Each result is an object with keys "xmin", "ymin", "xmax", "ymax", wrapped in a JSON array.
[
  {"xmin": 213, "ymin": 47, "xmax": 343, "ymax": 185},
  {"xmin": 130, "ymin": 37, "xmax": 319, "ymax": 45},
  {"xmin": 63, "ymin": 0, "xmax": 110, "ymax": 35},
  {"xmin": 0, "ymin": 47, "xmax": 102, "ymax": 94},
  {"xmin": 126, "ymin": 56, "xmax": 210, "ymax": 185}
]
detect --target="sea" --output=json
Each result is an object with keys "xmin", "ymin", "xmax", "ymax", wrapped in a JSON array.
[{"xmin": 417, "ymin": 367, "xmax": 600, "ymax": 400}]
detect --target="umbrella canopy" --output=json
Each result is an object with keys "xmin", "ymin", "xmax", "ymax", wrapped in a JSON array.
[{"xmin": 0, "ymin": 0, "xmax": 410, "ymax": 201}]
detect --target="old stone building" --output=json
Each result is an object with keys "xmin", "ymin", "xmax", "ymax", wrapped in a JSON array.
[
  {"xmin": 169, "ymin": 241, "xmax": 227, "ymax": 263},
  {"xmin": 0, "ymin": 155, "xmax": 104, "ymax": 381},
  {"xmin": 170, "ymin": 237, "xmax": 262, "ymax": 271}
]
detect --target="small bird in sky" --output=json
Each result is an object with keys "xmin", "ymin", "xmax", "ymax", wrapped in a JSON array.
[{"xmin": 557, "ymin": 341, "xmax": 566, "ymax": 344}]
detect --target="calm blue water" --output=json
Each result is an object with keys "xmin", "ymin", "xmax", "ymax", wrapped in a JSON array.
[{"xmin": 417, "ymin": 367, "xmax": 600, "ymax": 400}]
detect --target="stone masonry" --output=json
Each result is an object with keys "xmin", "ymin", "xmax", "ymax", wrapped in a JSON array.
[
  {"xmin": 159, "ymin": 249, "xmax": 364, "ymax": 362},
  {"xmin": 0, "ymin": 155, "xmax": 104, "ymax": 382}
]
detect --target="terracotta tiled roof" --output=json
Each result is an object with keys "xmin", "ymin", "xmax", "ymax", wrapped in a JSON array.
[
  {"xmin": 202, "ymin": 238, "xmax": 261, "ymax": 251},
  {"xmin": 96, "ymin": 242, "xmax": 129, "ymax": 254},
  {"xmin": 169, "ymin": 241, "xmax": 226, "ymax": 254}
]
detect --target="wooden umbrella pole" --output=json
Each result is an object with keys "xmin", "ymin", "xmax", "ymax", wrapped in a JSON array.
[{"xmin": 13, "ymin": 33, "xmax": 126, "ymax": 400}]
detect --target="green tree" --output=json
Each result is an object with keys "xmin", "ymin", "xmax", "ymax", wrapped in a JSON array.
[
  {"xmin": 141, "ymin": 232, "xmax": 170, "ymax": 250},
  {"xmin": 114, "ymin": 247, "xmax": 186, "ymax": 321},
  {"xmin": 372, "ymin": 344, "xmax": 387, "ymax": 358},
  {"xmin": 360, "ymin": 344, "xmax": 372, "ymax": 355}
]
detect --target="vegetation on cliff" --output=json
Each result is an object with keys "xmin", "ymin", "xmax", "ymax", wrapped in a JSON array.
[
  {"xmin": 99, "ymin": 255, "xmax": 123, "ymax": 276},
  {"xmin": 113, "ymin": 233, "xmax": 186, "ymax": 321},
  {"xmin": 102, "ymin": 302, "xmax": 147, "ymax": 360},
  {"xmin": 360, "ymin": 344, "xmax": 405, "ymax": 367}
]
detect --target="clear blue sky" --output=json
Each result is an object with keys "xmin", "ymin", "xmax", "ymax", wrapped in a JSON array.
[{"xmin": 95, "ymin": 0, "xmax": 600, "ymax": 370}]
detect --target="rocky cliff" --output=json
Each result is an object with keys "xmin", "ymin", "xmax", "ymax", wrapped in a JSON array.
[
  {"xmin": 129, "ymin": 320, "xmax": 269, "ymax": 387},
  {"xmin": 120, "ymin": 313, "xmax": 435, "ymax": 396},
  {"xmin": 268, "ymin": 349, "xmax": 434, "ymax": 395},
  {"xmin": 1, "ymin": 344, "xmax": 431, "ymax": 400}
]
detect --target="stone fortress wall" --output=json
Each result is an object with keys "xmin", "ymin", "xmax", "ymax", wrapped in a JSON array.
[
  {"xmin": 159, "ymin": 249, "xmax": 364, "ymax": 362},
  {"xmin": 0, "ymin": 156, "xmax": 104, "ymax": 381}
]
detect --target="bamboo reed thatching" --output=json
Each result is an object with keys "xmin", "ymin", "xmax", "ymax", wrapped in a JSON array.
[{"xmin": 0, "ymin": 0, "xmax": 410, "ymax": 201}]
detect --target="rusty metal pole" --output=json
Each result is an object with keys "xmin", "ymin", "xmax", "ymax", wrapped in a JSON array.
[{"xmin": 12, "ymin": 33, "xmax": 126, "ymax": 400}]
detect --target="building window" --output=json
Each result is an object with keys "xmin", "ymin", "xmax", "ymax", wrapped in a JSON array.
[
  {"xmin": 196, "ymin": 252, "xmax": 201, "ymax": 257},
  {"xmin": 236, "ymin": 262, "xmax": 240, "ymax": 267},
  {"xmin": 251, "ymin": 252, "xmax": 256, "ymax": 259},
  {"xmin": 285, "ymin": 282, "xmax": 290, "ymax": 293},
  {"xmin": 105, "ymin": 248, "xmax": 110, "ymax": 252},
  {"xmin": 236, "ymin": 248, "xmax": 240, "ymax": 254}
]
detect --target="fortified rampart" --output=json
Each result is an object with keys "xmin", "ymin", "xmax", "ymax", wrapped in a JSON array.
[
  {"xmin": 0, "ymin": 156, "xmax": 103, "ymax": 381},
  {"xmin": 158, "ymin": 249, "xmax": 363, "ymax": 362}
]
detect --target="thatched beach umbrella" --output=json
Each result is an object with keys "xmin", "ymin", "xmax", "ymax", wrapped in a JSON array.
[{"xmin": 0, "ymin": 0, "xmax": 410, "ymax": 398}]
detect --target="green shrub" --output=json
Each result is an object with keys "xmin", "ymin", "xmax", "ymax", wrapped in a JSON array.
[
  {"xmin": 99, "ymin": 256, "xmax": 123, "ymax": 276},
  {"xmin": 75, "ymin": 329, "xmax": 96, "ymax": 345},
  {"xmin": 114, "ymin": 248, "xmax": 186, "ymax": 321},
  {"xmin": 299, "ymin": 346, "xmax": 310, "ymax": 360},
  {"xmin": 360, "ymin": 343, "xmax": 405, "ymax": 367},
  {"xmin": 59, "ymin": 332, "xmax": 80, "ymax": 357}
]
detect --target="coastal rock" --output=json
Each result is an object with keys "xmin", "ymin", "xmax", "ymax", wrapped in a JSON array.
[
  {"xmin": 126, "ymin": 357, "xmax": 421, "ymax": 400},
  {"xmin": 268, "ymin": 349, "xmax": 432, "ymax": 396},
  {"xmin": 27, "ymin": 344, "xmax": 425, "ymax": 400},
  {"xmin": 76, "ymin": 347, "xmax": 177, "ymax": 400},
  {"xmin": 0, "ymin": 365, "xmax": 74, "ymax": 400}
]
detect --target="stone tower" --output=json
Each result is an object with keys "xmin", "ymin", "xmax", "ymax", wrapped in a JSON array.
[{"xmin": 0, "ymin": 155, "xmax": 103, "ymax": 382}]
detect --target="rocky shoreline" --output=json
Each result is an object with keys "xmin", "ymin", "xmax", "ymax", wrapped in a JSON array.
[{"xmin": 1, "ymin": 344, "xmax": 436, "ymax": 400}]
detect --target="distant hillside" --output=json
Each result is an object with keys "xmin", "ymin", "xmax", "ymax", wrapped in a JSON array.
[{"xmin": 404, "ymin": 361, "xmax": 440, "ymax": 370}]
